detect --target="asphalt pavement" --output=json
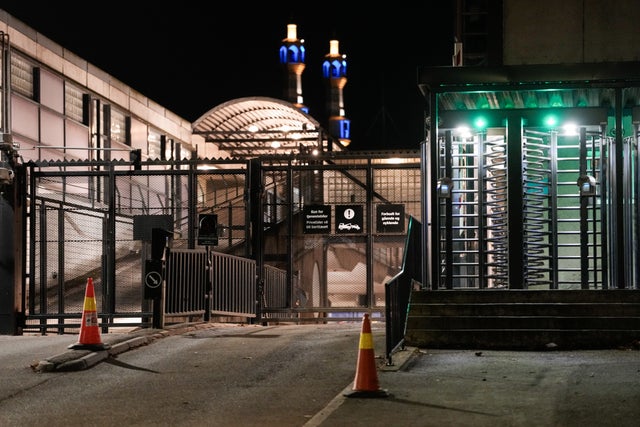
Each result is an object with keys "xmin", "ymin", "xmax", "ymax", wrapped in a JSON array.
[{"xmin": 13, "ymin": 323, "xmax": 640, "ymax": 426}]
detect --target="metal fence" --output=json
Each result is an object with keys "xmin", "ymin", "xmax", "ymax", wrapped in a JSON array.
[
  {"xmin": 164, "ymin": 248, "xmax": 260, "ymax": 321},
  {"xmin": 19, "ymin": 152, "xmax": 421, "ymax": 333}
]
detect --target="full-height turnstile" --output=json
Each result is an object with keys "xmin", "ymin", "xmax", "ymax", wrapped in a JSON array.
[{"xmin": 431, "ymin": 113, "xmax": 637, "ymax": 290}]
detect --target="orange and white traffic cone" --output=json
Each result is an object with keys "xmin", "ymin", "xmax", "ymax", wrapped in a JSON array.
[
  {"xmin": 344, "ymin": 313, "xmax": 389, "ymax": 398},
  {"xmin": 68, "ymin": 278, "xmax": 110, "ymax": 351}
]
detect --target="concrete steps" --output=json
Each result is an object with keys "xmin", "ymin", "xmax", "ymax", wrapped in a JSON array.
[{"xmin": 404, "ymin": 289, "xmax": 640, "ymax": 350}]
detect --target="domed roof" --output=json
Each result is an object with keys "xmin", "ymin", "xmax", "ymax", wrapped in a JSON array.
[{"xmin": 193, "ymin": 96, "xmax": 342, "ymax": 158}]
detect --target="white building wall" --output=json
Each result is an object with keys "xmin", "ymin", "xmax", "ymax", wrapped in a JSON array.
[{"xmin": 0, "ymin": 10, "xmax": 195, "ymax": 152}]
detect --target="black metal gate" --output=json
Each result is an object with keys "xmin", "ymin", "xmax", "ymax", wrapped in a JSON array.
[
  {"xmin": 21, "ymin": 158, "xmax": 251, "ymax": 333},
  {"xmin": 19, "ymin": 152, "xmax": 422, "ymax": 333}
]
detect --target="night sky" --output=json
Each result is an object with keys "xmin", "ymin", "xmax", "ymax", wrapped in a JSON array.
[{"xmin": 1, "ymin": 3, "xmax": 455, "ymax": 151}]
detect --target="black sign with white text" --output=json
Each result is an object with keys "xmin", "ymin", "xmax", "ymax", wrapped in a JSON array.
[
  {"xmin": 303, "ymin": 205, "xmax": 331, "ymax": 233},
  {"xmin": 376, "ymin": 204, "xmax": 405, "ymax": 233}
]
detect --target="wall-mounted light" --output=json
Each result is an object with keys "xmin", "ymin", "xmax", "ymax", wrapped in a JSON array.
[
  {"xmin": 437, "ymin": 177, "xmax": 453, "ymax": 198},
  {"xmin": 577, "ymin": 175, "xmax": 596, "ymax": 196}
]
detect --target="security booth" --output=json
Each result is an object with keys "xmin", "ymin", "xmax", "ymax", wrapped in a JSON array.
[{"xmin": 418, "ymin": 62, "xmax": 640, "ymax": 291}]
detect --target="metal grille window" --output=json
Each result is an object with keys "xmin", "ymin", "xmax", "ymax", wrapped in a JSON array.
[
  {"xmin": 148, "ymin": 128, "xmax": 161, "ymax": 160},
  {"xmin": 373, "ymin": 167, "xmax": 421, "ymax": 204},
  {"xmin": 10, "ymin": 54, "xmax": 33, "ymax": 98},
  {"xmin": 325, "ymin": 169, "xmax": 366, "ymax": 205},
  {"xmin": 64, "ymin": 83, "xmax": 84, "ymax": 123},
  {"xmin": 109, "ymin": 107, "xmax": 127, "ymax": 145}
]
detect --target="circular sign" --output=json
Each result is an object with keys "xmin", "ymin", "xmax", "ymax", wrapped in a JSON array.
[{"xmin": 145, "ymin": 271, "xmax": 162, "ymax": 288}]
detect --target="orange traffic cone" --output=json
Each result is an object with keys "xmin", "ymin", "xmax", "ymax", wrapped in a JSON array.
[
  {"xmin": 68, "ymin": 278, "xmax": 110, "ymax": 351},
  {"xmin": 344, "ymin": 313, "xmax": 389, "ymax": 398}
]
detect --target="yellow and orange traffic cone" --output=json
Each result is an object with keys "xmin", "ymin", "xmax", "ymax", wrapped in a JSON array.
[
  {"xmin": 344, "ymin": 313, "xmax": 389, "ymax": 398},
  {"xmin": 68, "ymin": 278, "xmax": 110, "ymax": 351}
]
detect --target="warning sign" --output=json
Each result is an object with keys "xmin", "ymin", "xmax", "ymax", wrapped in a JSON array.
[
  {"xmin": 335, "ymin": 205, "xmax": 363, "ymax": 233},
  {"xmin": 376, "ymin": 204, "xmax": 405, "ymax": 233}
]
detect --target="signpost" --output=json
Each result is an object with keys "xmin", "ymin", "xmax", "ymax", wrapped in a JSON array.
[{"xmin": 144, "ymin": 260, "xmax": 163, "ymax": 299}]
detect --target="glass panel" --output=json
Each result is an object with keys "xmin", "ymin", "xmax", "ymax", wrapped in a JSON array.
[
  {"xmin": 65, "ymin": 118, "xmax": 90, "ymax": 160},
  {"xmin": 40, "ymin": 109, "xmax": 64, "ymax": 147},
  {"xmin": 39, "ymin": 68, "xmax": 64, "ymax": 113},
  {"xmin": 11, "ymin": 94, "xmax": 39, "ymax": 140}
]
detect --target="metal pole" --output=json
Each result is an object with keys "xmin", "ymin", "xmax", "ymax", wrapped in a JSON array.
[{"xmin": 204, "ymin": 245, "xmax": 211, "ymax": 321}]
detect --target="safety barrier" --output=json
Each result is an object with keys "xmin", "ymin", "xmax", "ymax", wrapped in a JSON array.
[
  {"xmin": 164, "ymin": 248, "xmax": 258, "ymax": 321},
  {"xmin": 384, "ymin": 216, "xmax": 422, "ymax": 366}
]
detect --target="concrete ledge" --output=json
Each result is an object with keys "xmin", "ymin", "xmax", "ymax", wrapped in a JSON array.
[
  {"xmin": 109, "ymin": 336, "xmax": 153, "ymax": 355},
  {"xmin": 33, "ymin": 322, "xmax": 220, "ymax": 372},
  {"xmin": 56, "ymin": 350, "xmax": 109, "ymax": 371}
]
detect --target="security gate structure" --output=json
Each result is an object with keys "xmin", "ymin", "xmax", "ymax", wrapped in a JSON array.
[
  {"xmin": 436, "ymin": 126, "xmax": 610, "ymax": 289},
  {"xmin": 16, "ymin": 152, "xmax": 420, "ymax": 333},
  {"xmin": 421, "ymin": 63, "xmax": 640, "ymax": 292}
]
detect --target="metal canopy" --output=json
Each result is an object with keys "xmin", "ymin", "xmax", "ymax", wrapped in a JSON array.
[
  {"xmin": 418, "ymin": 62, "xmax": 640, "ymax": 93},
  {"xmin": 192, "ymin": 96, "xmax": 343, "ymax": 159},
  {"xmin": 417, "ymin": 61, "xmax": 640, "ymax": 117}
]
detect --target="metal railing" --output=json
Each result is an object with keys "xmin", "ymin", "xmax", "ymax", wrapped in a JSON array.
[
  {"xmin": 385, "ymin": 216, "xmax": 422, "ymax": 366},
  {"xmin": 164, "ymin": 248, "xmax": 259, "ymax": 322}
]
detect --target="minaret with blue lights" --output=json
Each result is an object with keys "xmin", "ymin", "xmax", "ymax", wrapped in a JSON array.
[
  {"xmin": 322, "ymin": 39, "xmax": 351, "ymax": 147},
  {"xmin": 279, "ymin": 24, "xmax": 308, "ymax": 113}
]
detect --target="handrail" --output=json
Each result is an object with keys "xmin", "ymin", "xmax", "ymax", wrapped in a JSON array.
[{"xmin": 385, "ymin": 216, "xmax": 422, "ymax": 366}]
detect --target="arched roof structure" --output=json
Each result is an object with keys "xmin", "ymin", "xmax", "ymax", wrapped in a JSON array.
[{"xmin": 192, "ymin": 97, "xmax": 343, "ymax": 159}]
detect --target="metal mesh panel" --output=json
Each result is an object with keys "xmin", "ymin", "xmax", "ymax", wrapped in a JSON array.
[
  {"xmin": 32, "ymin": 178, "xmax": 106, "ymax": 315},
  {"xmin": 326, "ymin": 241, "xmax": 367, "ymax": 309},
  {"xmin": 198, "ymin": 172, "xmax": 248, "ymax": 253},
  {"xmin": 372, "ymin": 167, "xmax": 421, "ymax": 305},
  {"xmin": 324, "ymin": 168, "xmax": 367, "ymax": 205},
  {"xmin": 112, "ymin": 213, "xmax": 142, "ymax": 313},
  {"xmin": 263, "ymin": 170, "xmax": 291, "ymax": 227},
  {"xmin": 24, "ymin": 155, "xmax": 420, "ymax": 328}
]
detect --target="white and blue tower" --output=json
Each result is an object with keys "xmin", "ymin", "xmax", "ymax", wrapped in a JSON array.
[
  {"xmin": 322, "ymin": 39, "xmax": 350, "ymax": 147},
  {"xmin": 279, "ymin": 24, "xmax": 308, "ymax": 113}
]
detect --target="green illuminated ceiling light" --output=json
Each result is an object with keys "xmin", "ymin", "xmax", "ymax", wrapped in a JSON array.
[
  {"xmin": 544, "ymin": 114, "xmax": 558, "ymax": 127},
  {"xmin": 473, "ymin": 116, "xmax": 488, "ymax": 129}
]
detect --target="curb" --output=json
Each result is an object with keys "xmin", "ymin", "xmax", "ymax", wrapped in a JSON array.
[{"xmin": 33, "ymin": 322, "xmax": 214, "ymax": 373}]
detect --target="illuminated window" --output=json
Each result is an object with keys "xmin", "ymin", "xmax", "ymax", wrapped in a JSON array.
[
  {"xmin": 110, "ymin": 108, "xmax": 127, "ymax": 145},
  {"xmin": 64, "ymin": 83, "xmax": 85, "ymax": 123}
]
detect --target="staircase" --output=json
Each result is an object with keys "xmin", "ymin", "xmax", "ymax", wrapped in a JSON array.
[{"xmin": 404, "ymin": 289, "xmax": 640, "ymax": 350}]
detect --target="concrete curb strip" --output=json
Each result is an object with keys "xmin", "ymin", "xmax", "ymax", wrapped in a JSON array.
[
  {"xmin": 33, "ymin": 322, "xmax": 212, "ymax": 373},
  {"xmin": 33, "ymin": 322, "xmax": 395, "ymax": 373}
]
